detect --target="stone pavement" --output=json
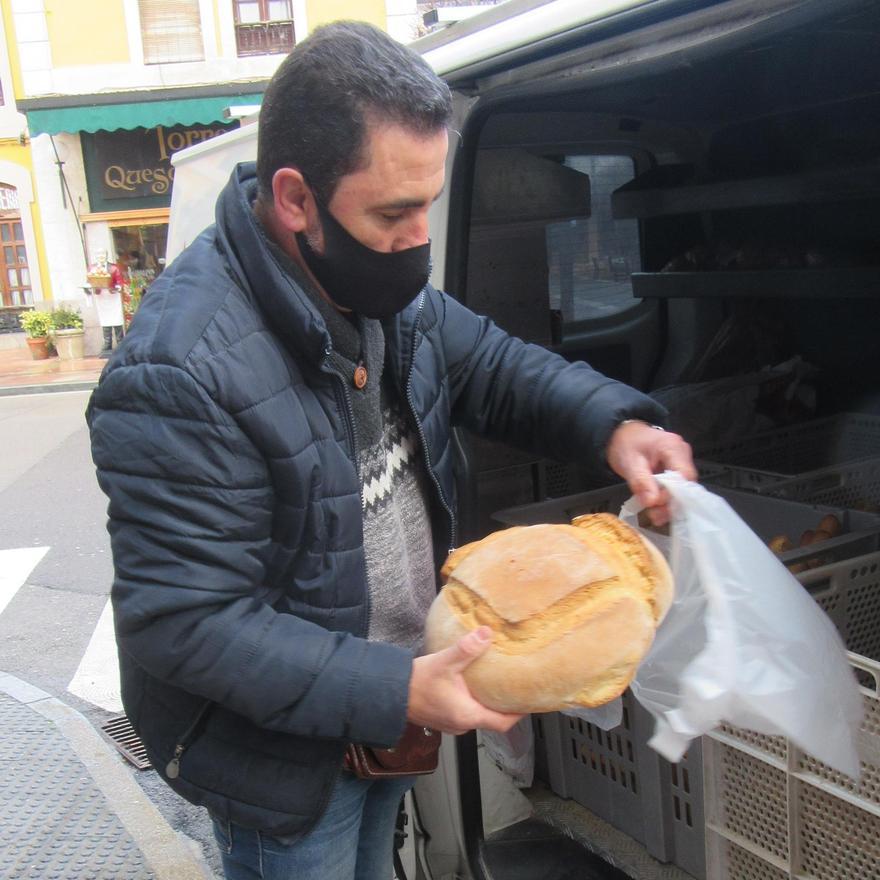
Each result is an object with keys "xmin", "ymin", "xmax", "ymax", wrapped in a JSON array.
[
  {"xmin": 0, "ymin": 347, "xmax": 220, "ymax": 878},
  {"xmin": 0, "ymin": 672, "xmax": 214, "ymax": 880},
  {"xmin": 0, "ymin": 345, "xmax": 105, "ymax": 396}
]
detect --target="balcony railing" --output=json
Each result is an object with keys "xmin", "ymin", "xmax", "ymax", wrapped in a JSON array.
[{"xmin": 235, "ymin": 20, "xmax": 294, "ymax": 56}]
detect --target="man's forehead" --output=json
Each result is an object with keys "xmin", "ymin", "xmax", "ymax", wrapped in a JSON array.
[
  {"xmin": 334, "ymin": 124, "xmax": 448, "ymax": 205},
  {"xmin": 362, "ymin": 122, "xmax": 448, "ymax": 163},
  {"xmin": 370, "ymin": 187, "xmax": 446, "ymax": 211}
]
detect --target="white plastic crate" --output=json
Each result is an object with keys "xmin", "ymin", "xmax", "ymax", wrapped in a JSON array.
[
  {"xmin": 696, "ymin": 460, "xmax": 789, "ymax": 492},
  {"xmin": 493, "ymin": 483, "xmax": 880, "ymax": 571},
  {"xmin": 508, "ymin": 489, "xmax": 880, "ymax": 880},
  {"xmin": 533, "ymin": 697, "xmax": 705, "ymax": 877},
  {"xmin": 695, "ymin": 412, "xmax": 880, "ymax": 476},
  {"xmin": 761, "ymin": 456, "xmax": 880, "ymax": 513},
  {"xmin": 705, "ymin": 550, "xmax": 880, "ymax": 880},
  {"xmin": 705, "ymin": 653, "xmax": 880, "ymax": 880},
  {"xmin": 801, "ymin": 549, "xmax": 880, "ymax": 664}
]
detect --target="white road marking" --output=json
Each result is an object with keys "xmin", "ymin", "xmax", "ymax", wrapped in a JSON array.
[
  {"xmin": 67, "ymin": 597, "xmax": 122, "ymax": 712},
  {"xmin": 0, "ymin": 546, "xmax": 49, "ymax": 617}
]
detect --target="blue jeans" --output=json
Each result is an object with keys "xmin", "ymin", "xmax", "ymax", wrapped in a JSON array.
[{"xmin": 212, "ymin": 772, "xmax": 415, "ymax": 880}]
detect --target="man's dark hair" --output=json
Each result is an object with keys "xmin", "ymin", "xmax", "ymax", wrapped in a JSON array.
[{"xmin": 256, "ymin": 21, "xmax": 452, "ymax": 204}]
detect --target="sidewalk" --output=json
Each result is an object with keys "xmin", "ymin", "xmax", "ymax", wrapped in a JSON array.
[
  {"xmin": 0, "ymin": 346, "xmax": 106, "ymax": 396},
  {"xmin": 0, "ymin": 672, "xmax": 213, "ymax": 880}
]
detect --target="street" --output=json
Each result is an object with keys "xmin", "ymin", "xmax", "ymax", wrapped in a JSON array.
[{"xmin": 0, "ymin": 389, "xmax": 222, "ymax": 878}]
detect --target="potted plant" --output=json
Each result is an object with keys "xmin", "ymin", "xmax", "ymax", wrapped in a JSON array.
[
  {"xmin": 123, "ymin": 269, "xmax": 149, "ymax": 328},
  {"xmin": 51, "ymin": 305, "xmax": 85, "ymax": 361},
  {"xmin": 18, "ymin": 309, "xmax": 54, "ymax": 360}
]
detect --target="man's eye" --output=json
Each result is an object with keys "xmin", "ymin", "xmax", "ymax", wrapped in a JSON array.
[{"xmin": 379, "ymin": 212, "xmax": 403, "ymax": 222}]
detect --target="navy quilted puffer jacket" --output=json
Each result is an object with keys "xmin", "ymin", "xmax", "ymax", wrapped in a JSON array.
[{"xmin": 87, "ymin": 163, "xmax": 666, "ymax": 836}]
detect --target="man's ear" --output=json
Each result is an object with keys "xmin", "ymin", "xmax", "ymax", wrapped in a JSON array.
[{"xmin": 272, "ymin": 167, "xmax": 311, "ymax": 233}]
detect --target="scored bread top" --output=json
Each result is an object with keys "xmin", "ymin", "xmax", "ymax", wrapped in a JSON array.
[
  {"xmin": 441, "ymin": 514, "xmax": 671, "ymax": 636},
  {"xmin": 445, "ymin": 524, "xmax": 616, "ymax": 621},
  {"xmin": 570, "ymin": 513, "xmax": 671, "ymax": 623}
]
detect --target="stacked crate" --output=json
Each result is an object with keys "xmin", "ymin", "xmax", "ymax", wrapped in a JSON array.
[
  {"xmin": 497, "ymin": 414, "xmax": 880, "ymax": 879},
  {"xmin": 697, "ymin": 416, "xmax": 880, "ymax": 877}
]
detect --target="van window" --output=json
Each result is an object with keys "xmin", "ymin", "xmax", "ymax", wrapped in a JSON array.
[{"xmin": 546, "ymin": 155, "xmax": 641, "ymax": 329}]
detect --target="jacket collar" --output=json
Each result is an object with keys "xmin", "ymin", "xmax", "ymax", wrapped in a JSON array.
[
  {"xmin": 382, "ymin": 289, "xmax": 426, "ymax": 396},
  {"xmin": 214, "ymin": 162, "xmax": 332, "ymax": 365},
  {"xmin": 215, "ymin": 162, "xmax": 427, "ymax": 372}
]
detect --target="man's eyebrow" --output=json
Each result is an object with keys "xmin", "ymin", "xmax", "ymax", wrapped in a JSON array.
[{"xmin": 374, "ymin": 187, "xmax": 446, "ymax": 211}]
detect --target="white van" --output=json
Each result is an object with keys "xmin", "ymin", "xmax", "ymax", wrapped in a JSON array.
[{"xmin": 167, "ymin": 1, "xmax": 880, "ymax": 877}]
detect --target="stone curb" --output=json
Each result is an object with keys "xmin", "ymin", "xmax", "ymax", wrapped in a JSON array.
[{"xmin": 0, "ymin": 381, "xmax": 99, "ymax": 397}]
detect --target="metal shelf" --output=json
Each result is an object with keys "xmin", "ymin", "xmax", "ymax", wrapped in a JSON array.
[
  {"xmin": 612, "ymin": 162, "xmax": 880, "ymax": 219},
  {"xmin": 631, "ymin": 267, "xmax": 880, "ymax": 299}
]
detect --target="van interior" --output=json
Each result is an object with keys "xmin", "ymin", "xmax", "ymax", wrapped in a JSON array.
[{"xmin": 420, "ymin": 1, "xmax": 880, "ymax": 878}]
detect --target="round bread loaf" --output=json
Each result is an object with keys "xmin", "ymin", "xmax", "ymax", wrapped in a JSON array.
[{"xmin": 424, "ymin": 513, "xmax": 673, "ymax": 714}]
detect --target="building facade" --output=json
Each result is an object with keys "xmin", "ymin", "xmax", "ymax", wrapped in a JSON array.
[
  {"xmin": 5, "ymin": 0, "xmax": 420, "ymax": 350},
  {"xmin": 0, "ymin": 5, "xmax": 42, "ymax": 339}
]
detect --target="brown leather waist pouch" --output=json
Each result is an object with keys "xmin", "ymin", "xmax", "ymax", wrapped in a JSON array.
[{"xmin": 344, "ymin": 723, "xmax": 440, "ymax": 779}]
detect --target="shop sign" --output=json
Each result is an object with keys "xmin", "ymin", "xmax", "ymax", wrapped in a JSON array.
[{"xmin": 85, "ymin": 123, "xmax": 235, "ymax": 202}]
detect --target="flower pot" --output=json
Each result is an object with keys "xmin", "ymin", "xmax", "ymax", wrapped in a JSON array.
[
  {"xmin": 54, "ymin": 327, "xmax": 85, "ymax": 361},
  {"xmin": 26, "ymin": 335, "xmax": 51, "ymax": 360}
]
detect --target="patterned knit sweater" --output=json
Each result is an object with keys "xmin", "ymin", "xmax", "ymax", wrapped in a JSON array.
[{"xmin": 265, "ymin": 236, "xmax": 437, "ymax": 651}]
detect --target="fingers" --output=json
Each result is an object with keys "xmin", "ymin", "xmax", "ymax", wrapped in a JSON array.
[
  {"xmin": 445, "ymin": 711, "xmax": 524, "ymax": 737},
  {"xmin": 640, "ymin": 431, "xmax": 696, "ymax": 482},
  {"xmin": 609, "ymin": 422, "xmax": 696, "ymax": 481},
  {"xmin": 434, "ymin": 631, "xmax": 525, "ymax": 732},
  {"xmin": 642, "ymin": 503, "xmax": 671, "ymax": 527},
  {"xmin": 609, "ymin": 423, "xmax": 697, "ymax": 512},
  {"xmin": 661, "ymin": 438, "xmax": 699, "ymax": 482},
  {"xmin": 629, "ymin": 468, "xmax": 664, "ymax": 508},
  {"xmin": 409, "ymin": 629, "xmax": 526, "ymax": 735},
  {"xmin": 437, "ymin": 705, "xmax": 525, "ymax": 736},
  {"xmin": 441, "ymin": 626, "xmax": 493, "ymax": 673},
  {"xmin": 478, "ymin": 711, "xmax": 526, "ymax": 734}
]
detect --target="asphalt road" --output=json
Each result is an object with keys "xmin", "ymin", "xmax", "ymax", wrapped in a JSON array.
[{"xmin": 0, "ymin": 389, "xmax": 223, "ymax": 878}]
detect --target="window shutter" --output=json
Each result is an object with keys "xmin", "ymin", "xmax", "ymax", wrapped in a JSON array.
[{"xmin": 139, "ymin": 0, "xmax": 204, "ymax": 64}]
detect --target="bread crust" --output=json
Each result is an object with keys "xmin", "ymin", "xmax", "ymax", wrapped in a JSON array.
[{"xmin": 426, "ymin": 514, "xmax": 672, "ymax": 713}]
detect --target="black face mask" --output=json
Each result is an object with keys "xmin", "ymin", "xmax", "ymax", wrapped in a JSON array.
[{"xmin": 296, "ymin": 194, "xmax": 431, "ymax": 320}]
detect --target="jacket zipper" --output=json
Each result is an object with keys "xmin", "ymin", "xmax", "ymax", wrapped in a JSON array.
[
  {"xmin": 166, "ymin": 699, "xmax": 214, "ymax": 779},
  {"xmin": 405, "ymin": 293, "xmax": 457, "ymax": 555},
  {"xmin": 321, "ymin": 345, "xmax": 371, "ymax": 636},
  {"xmin": 322, "ymin": 297, "xmax": 459, "ymax": 643}
]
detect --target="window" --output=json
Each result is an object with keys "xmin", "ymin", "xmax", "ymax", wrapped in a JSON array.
[
  {"xmin": 0, "ymin": 186, "xmax": 18, "ymax": 212},
  {"xmin": 0, "ymin": 189, "xmax": 32, "ymax": 306},
  {"xmin": 139, "ymin": 0, "xmax": 204, "ymax": 64},
  {"xmin": 233, "ymin": 0, "xmax": 294, "ymax": 56},
  {"xmin": 546, "ymin": 155, "xmax": 642, "ymax": 326},
  {"xmin": 111, "ymin": 223, "xmax": 168, "ymax": 281}
]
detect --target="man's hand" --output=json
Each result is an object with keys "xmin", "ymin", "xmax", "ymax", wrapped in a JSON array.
[
  {"xmin": 606, "ymin": 420, "xmax": 697, "ymax": 526},
  {"xmin": 408, "ymin": 627, "xmax": 523, "ymax": 734}
]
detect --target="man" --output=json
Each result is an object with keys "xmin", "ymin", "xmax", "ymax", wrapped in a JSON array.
[{"xmin": 87, "ymin": 21, "xmax": 695, "ymax": 880}]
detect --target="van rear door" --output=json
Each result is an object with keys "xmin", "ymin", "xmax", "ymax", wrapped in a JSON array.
[{"xmin": 412, "ymin": 1, "xmax": 879, "ymax": 878}]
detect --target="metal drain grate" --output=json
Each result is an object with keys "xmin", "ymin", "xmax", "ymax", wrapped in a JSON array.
[{"xmin": 99, "ymin": 714, "xmax": 152, "ymax": 770}]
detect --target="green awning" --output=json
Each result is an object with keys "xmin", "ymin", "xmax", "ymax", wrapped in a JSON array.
[{"xmin": 26, "ymin": 93, "xmax": 263, "ymax": 136}]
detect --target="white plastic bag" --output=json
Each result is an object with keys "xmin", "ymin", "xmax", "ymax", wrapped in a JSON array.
[
  {"xmin": 480, "ymin": 716, "xmax": 535, "ymax": 788},
  {"xmin": 477, "ymin": 734, "xmax": 534, "ymax": 833},
  {"xmin": 622, "ymin": 472, "xmax": 862, "ymax": 779}
]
